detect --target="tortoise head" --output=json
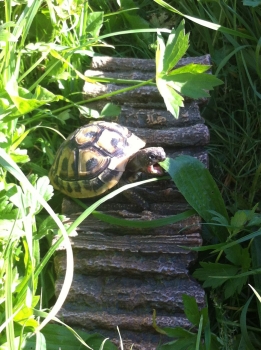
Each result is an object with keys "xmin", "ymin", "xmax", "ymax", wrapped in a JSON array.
[{"xmin": 126, "ymin": 147, "xmax": 166, "ymax": 175}]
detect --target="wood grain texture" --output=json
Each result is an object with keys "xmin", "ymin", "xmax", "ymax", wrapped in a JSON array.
[{"xmin": 54, "ymin": 55, "xmax": 210, "ymax": 349}]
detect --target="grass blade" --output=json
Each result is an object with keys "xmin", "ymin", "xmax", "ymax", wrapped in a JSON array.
[
  {"xmin": 0, "ymin": 148, "xmax": 73, "ymax": 333},
  {"xmin": 153, "ymin": 0, "xmax": 255, "ymax": 41}
]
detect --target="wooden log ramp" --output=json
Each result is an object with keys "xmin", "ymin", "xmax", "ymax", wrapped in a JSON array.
[{"xmin": 54, "ymin": 55, "xmax": 210, "ymax": 349}]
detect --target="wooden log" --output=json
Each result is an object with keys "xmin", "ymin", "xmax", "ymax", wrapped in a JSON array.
[
  {"xmin": 55, "ymin": 274, "xmax": 205, "ymax": 314},
  {"xmin": 55, "ymin": 308, "xmax": 196, "ymax": 350},
  {"xmin": 84, "ymin": 55, "xmax": 211, "ymax": 106},
  {"xmin": 54, "ymin": 55, "xmax": 210, "ymax": 349},
  {"xmin": 83, "ymin": 82, "xmax": 207, "ymax": 104},
  {"xmin": 83, "ymin": 100, "xmax": 204, "ymax": 128},
  {"xmin": 90, "ymin": 55, "xmax": 211, "ymax": 71}
]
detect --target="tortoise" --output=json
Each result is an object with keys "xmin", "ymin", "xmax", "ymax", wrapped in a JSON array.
[{"xmin": 49, "ymin": 121, "xmax": 166, "ymax": 202}]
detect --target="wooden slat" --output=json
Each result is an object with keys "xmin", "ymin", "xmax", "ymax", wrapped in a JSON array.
[{"xmin": 54, "ymin": 55, "xmax": 209, "ymax": 349}]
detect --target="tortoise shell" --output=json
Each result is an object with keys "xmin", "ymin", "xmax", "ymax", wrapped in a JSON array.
[{"xmin": 49, "ymin": 121, "xmax": 146, "ymax": 198}]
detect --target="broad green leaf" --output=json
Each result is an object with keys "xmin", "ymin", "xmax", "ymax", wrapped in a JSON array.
[
  {"xmin": 156, "ymin": 31, "xmax": 165, "ymax": 74},
  {"xmin": 0, "ymin": 29, "xmax": 17, "ymax": 45},
  {"xmin": 86, "ymin": 12, "xmax": 104, "ymax": 38},
  {"xmin": 157, "ymin": 326, "xmax": 195, "ymax": 338},
  {"xmin": 22, "ymin": 324, "xmax": 117, "ymax": 350},
  {"xmin": 193, "ymin": 262, "xmax": 238, "ymax": 288},
  {"xmin": 230, "ymin": 211, "xmax": 248, "ymax": 234},
  {"xmin": 37, "ymin": 215, "xmax": 67, "ymax": 240},
  {"xmin": 92, "ymin": 209, "xmax": 195, "ymax": 228},
  {"xmin": 247, "ymin": 213, "xmax": 261, "ymax": 227},
  {"xmin": 35, "ymin": 176, "xmax": 54, "ymax": 203},
  {"xmin": 5, "ymin": 80, "xmax": 60, "ymax": 115},
  {"xmin": 57, "ymin": 109, "xmax": 71, "ymax": 122},
  {"xmin": 157, "ymin": 336, "xmax": 199, "ymax": 350},
  {"xmin": 208, "ymin": 210, "xmax": 229, "ymax": 227},
  {"xmin": 78, "ymin": 105, "xmax": 100, "ymax": 119},
  {"xmin": 10, "ymin": 124, "xmax": 30, "ymax": 151},
  {"xmin": 0, "ymin": 219, "xmax": 24, "ymax": 240},
  {"xmin": 20, "ymin": 176, "xmax": 54, "ymax": 215},
  {"xmin": 196, "ymin": 259, "xmax": 251, "ymax": 298},
  {"xmin": 10, "ymin": 150, "xmax": 29, "ymax": 164},
  {"xmin": 101, "ymin": 103, "xmax": 121, "ymax": 117},
  {"xmin": 156, "ymin": 78, "xmax": 183, "ymax": 118},
  {"xmin": 163, "ymin": 20, "xmax": 189, "ymax": 72},
  {"xmin": 224, "ymin": 276, "xmax": 248, "ymax": 299},
  {"xmin": 13, "ymin": 303, "xmax": 38, "ymax": 328},
  {"xmin": 225, "ymin": 245, "xmax": 251, "ymax": 269},
  {"xmin": 161, "ymin": 156, "xmax": 229, "ymax": 240},
  {"xmin": 155, "ymin": 21, "xmax": 223, "ymax": 118},
  {"xmin": 34, "ymin": 85, "xmax": 58, "ymax": 101},
  {"xmin": 169, "ymin": 63, "xmax": 211, "ymax": 75},
  {"xmin": 182, "ymin": 295, "xmax": 201, "ymax": 326},
  {"xmin": 164, "ymin": 73, "xmax": 223, "ymax": 98}
]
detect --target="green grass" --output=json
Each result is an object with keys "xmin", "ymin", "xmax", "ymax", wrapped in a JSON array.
[
  {"xmin": 152, "ymin": 1, "xmax": 261, "ymax": 348},
  {"xmin": 1, "ymin": 0, "xmax": 261, "ymax": 348}
]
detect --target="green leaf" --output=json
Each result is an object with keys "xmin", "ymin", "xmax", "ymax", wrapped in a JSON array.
[
  {"xmin": 10, "ymin": 149, "xmax": 30, "ymax": 164},
  {"xmin": 230, "ymin": 211, "xmax": 248, "ymax": 235},
  {"xmin": 156, "ymin": 78, "xmax": 184, "ymax": 118},
  {"xmin": 208, "ymin": 210, "xmax": 229, "ymax": 227},
  {"xmin": 0, "ymin": 97, "xmax": 12, "ymax": 119},
  {"xmin": 5, "ymin": 80, "xmax": 60, "ymax": 115},
  {"xmin": 160, "ymin": 156, "xmax": 229, "ymax": 240},
  {"xmin": 155, "ymin": 20, "xmax": 223, "ymax": 119},
  {"xmin": 37, "ymin": 215, "xmax": 67, "ymax": 240},
  {"xmin": 182, "ymin": 295, "xmax": 201, "ymax": 326},
  {"xmin": 169, "ymin": 63, "xmax": 211, "ymax": 75},
  {"xmin": 225, "ymin": 245, "xmax": 251, "ymax": 269},
  {"xmin": 86, "ymin": 12, "xmax": 104, "ymax": 38},
  {"xmin": 0, "ymin": 219, "xmax": 24, "ymax": 240},
  {"xmin": 22, "ymin": 324, "xmax": 117, "ymax": 350},
  {"xmin": 10, "ymin": 124, "xmax": 30, "ymax": 151},
  {"xmin": 92, "ymin": 208, "xmax": 195, "ymax": 228},
  {"xmin": 101, "ymin": 103, "xmax": 121, "ymax": 117},
  {"xmin": 157, "ymin": 335, "xmax": 199, "ymax": 350},
  {"xmin": 156, "ymin": 31, "xmax": 165, "ymax": 74},
  {"xmin": 164, "ymin": 73, "xmax": 223, "ymax": 98},
  {"xmin": 193, "ymin": 262, "xmax": 238, "ymax": 288},
  {"xmin": 25, "ymin": 175, "xmax": 53, "ymax": 214},
  {"xmin": 78, "ymin": 105, "xmax": 100, "ymax": 119},
  {"xmin": 163, "ymin": 20, "xmax": 189, "ymax": 73},
  {"xmin": 160, "ymin": 327, "xmax": 195, "ymax": 339},
  {"xmin": 224, "ymin": 276, "xmax": 248, "ymax": 299}
]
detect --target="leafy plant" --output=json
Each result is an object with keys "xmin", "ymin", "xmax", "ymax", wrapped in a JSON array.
[
  {"xmin": 156, "ymin": 20, "xmax": 223, "ymax": 118},
  {"xmin": 154, "ymin": 0, "xmax": 261, "ymax": 207},
  {"xmin": 154, "ymin": 1, "xmax": 261, "ymax": 346},
  {"xmin": 0, "ymin": 0, "xmax": 123, "ymax": 348},
  {"xmin": 153, "ymin": 295, "xmax": 221, "ymax": 350},
  {"xmin": 161, "ymin": 155, "xmax": 261, "ymax": 347}
]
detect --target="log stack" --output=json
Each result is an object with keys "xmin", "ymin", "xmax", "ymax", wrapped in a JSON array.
[{"xmin": 54, "ymin": 55, "xmax": 210, "ymax": 349}]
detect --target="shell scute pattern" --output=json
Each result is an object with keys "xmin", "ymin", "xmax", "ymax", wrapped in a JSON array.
[{"xmin": 49, "ymin": 121, "xmax": 146, "ymax": 198}]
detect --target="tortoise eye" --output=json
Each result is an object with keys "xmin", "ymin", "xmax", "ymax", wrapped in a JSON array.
[{"xmin": 149, "ymin": 154, "xmax": 157, "ymax": 161}]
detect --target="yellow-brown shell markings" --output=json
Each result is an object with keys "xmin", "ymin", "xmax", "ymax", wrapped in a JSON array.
[{"xmin": 49, "ymin": 121, "xmax": 145, "ymax": 198}]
